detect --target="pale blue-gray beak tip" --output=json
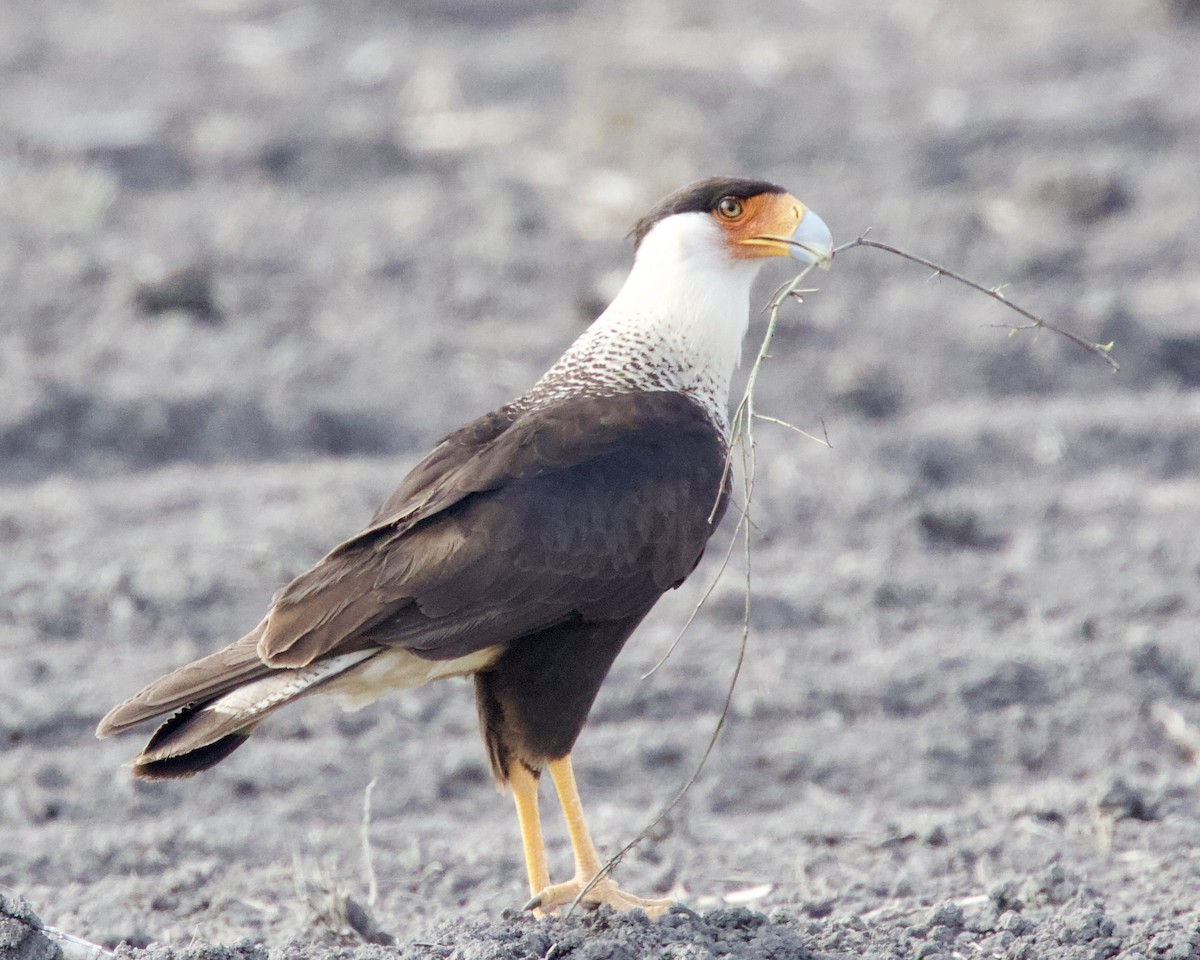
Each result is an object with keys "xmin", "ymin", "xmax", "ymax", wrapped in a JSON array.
[{"xmin": 789, "ymin": 209, "xmax": 833, "ymax": 270}]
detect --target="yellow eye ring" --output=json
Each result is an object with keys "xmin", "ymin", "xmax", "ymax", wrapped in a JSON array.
[{"xmin": 716, "ymin": 196, "xmax": 743, "ymax": 219}]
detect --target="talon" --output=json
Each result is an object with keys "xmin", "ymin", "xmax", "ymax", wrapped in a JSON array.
[
  {"xmin": 523, "ymin": 894, "xmax": 544, "ymax": 912},
  {"xmin": 527, "ymin": 874, "xmax": 674, "ymax": 918}
]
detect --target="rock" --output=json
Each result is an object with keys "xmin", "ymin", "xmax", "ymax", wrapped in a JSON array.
[
  {"xmin": 918, "ymin": 509, "xmax": 1008, "ymax": 551},
  {"xmin": 0, "ymin": 894, "xmax": 62, "ymax": 960},
  {"xmin": 133, "ymin": 263, "xmax": 219, "ymax": 322}
]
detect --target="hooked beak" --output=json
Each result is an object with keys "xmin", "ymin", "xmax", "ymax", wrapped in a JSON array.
[
  {"xmin": 781, "ymin": 208, "xmax": 833, "ymax": 270},
  {"xmin": 735, "ymin": 195, "xmax": 833, "ymax": 270}
]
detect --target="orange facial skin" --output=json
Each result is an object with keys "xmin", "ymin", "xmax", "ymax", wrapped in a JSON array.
[{"xmin": 711, "ymin": 191, "xmax": 809, "ymax": 260}]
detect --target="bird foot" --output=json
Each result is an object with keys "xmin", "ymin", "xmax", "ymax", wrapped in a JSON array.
[{"xmin": 524, "ymin": 874, "xmax": 673, "ymax": 918}]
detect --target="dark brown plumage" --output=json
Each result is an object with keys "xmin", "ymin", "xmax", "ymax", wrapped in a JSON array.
[
  {"xmin": 100, "ymin": 391, "xmax": 729, "ymax": 779},
  {"xmin": 97, "ymin": 177, "xmax": 833, "ymax": 915}
]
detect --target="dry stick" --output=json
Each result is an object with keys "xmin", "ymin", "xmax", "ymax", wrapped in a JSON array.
[
  {"xmin": 752, "ymin": 412, "xmax": 831, "ymax": 447},
  {"xmin": 726, "ymin": 268, "xmax": 821, "ymax": 504},
  {"xmin": 566, "ymin": 459, "xmax": 759, "ymax": 917},
  {"xmin": 567, "ymin": 265, "xmax": 821, "ymax": 915},
  {"xmin": 362, "ymin": 777, "xmax": 379, "ymax": 909},
  {"xmin": 834, "ymin": 235, "xmax": 1120, "ymax": 372},
  {"xmin": 0, "ymin": 884, "xmax": 114, "ymax": 958},
  {"xmin": 41, "ymin": 927, "xmax": 114, "ymax": 960},
  {"xmin": 573, "ymin": 234, "xmax": 1113, "ymax": 913},
  {"xmin": 639, "ymin": 504, "xmax": 743, "ymax": 681},
  {"xmin": 643, "ymin": 273, "xmax": 824, "ymax": 682}
]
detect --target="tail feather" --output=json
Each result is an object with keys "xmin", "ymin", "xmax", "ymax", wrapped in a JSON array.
[
  {"xmin": 102, "ymin": 637, "xmax": 379, "ymax": 780},
  {"xmin": 133, "ymin": 650, "xmax": 376, "ymax": 757},
  {"xmin": 97, "ymin": 621, "xmax": 271, "ymax": 737},
  {"xmin": 100, "ymin": 631, "xmax": 493, "ymax": 780},
  {"xmin": 132, "ymin": 724, "xmax": 253, "ymax": 780}
]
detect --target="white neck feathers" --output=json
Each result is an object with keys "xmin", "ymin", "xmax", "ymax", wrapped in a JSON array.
[{"xmin": 521, "ymin": 213, "xmax": 766, "ymax": 436}]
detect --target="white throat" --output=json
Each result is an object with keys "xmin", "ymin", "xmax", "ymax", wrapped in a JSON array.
[{"xmin": 520, "ymin": 213, "xmax": 766, "ymax": 436}]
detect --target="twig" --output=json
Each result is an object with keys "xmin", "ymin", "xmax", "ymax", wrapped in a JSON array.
[
  {"xmin": 0, "ymin": 886, "xmax": 114, "ymax": 959},
  {"xmin": 575, "ymin": 229, "xmax": 1112, "ymax": 913},
  {"xmin": 647, "ymin": 272, "xmax": 827, "ymax": 680},
  {"xmin": 729, "ymin": 269, "xmax": 820, "ymax": 460},
  {"xmin": 41, "ymin": 927, "xmax": 114, "ymax": 960},
  {"xmin": 640, "ymin": 513, "xmax": 744, "ymax": 680},
  {"xmin": 568, "ymin": 484, "xmax": 757, "ymax": 913},
  {"xmin": 1150, "ymin": 701, "xmax": 1200, "ymax": 765},
  {"xmin": 568, "ymin": 263, "xmax": 822, "ymax": 915},
  {"xmin": 362, "ymin": 777, "xmax": 379, "ymax": 908},
  {"xmin": 568, "ymin": 494, "xmax": 755, "ymax": 916},
  {"xmin": 834, "ymin": 235, "xmax": 1119, "ymax": 372},
  {"xmin": 752, "ymin": 413, "xmax": 832, "ymax": 448}
]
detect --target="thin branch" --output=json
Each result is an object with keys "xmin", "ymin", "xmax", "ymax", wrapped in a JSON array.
[
  {"xmin": 670, "ymin": 264, "xmax": 823, "ymax": 671},
  {"xmin": 361, "ymin": 777, "xmax": 379, "ymax": 909},
  {"xmin": 568, "ymin": 476, "xmax": 756, "ymax": 916},
  {"xmin": 752, "ymin": 413, "xmax": 832, "ymax": 448},
  {"xmin": 834, "ymin": 235, "xmax": 1119, "ymax": 372},
  {"xmin": 640, "ymin": 514, "xmax": 744, "ymax": 680},
  {"xmin": 574, "ymin": 229, "xmax": 1111, "ymax": 915},
  {"xmin": 569, "ymin": 262, "xmax": 822, "ymax": 915},
  {"xmin": 42, "ymin": 927, "xmax": 114, "ymax": 960}
]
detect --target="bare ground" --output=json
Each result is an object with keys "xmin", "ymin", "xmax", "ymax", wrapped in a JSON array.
[{"xmin": 3, "ymin": 0, "xmax": 1200, "ymax": 957}]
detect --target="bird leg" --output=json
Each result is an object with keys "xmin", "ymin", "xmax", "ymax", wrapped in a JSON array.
[
  {"xmin": 509, "ymin": 761, "xmax": 551, "ymax": 903},
  {"xmin": 522, "ymin": 755, "xmax": 674, "ymax": 918}
]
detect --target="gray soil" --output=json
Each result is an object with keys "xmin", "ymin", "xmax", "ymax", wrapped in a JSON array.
[{"xmin": 3, "ymin": 0, "xmax": 1200, "ymax": 957}]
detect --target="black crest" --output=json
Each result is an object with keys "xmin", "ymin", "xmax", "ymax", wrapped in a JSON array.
[{"xmin": 631, "ymin": 176, "xmax": 786, "ymax": 250}]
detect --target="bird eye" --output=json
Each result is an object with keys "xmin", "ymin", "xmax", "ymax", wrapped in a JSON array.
[{"xmin": 716, "ymin": 197, "xmax": 743, "ymax": 219}]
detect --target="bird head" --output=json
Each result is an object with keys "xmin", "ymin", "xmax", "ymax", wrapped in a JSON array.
[
  {"xmin": 534, "ymin": 177, "xmax": 832, "ymax": 427},
  {"xmin": 631, "ymin": 177, "xmax": 832, "ymax": 271}
]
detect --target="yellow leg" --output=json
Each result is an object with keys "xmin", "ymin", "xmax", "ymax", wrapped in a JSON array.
[
  {"xmin": 509, "ymin": 762, "xmax": 550, "ymax": 904},
  {"xmin": 523, "ymin": 755, "xmax": 675, "ymax": 918},
  {"xmin": 547, "ymin": 756, "xmax": 603, "ymax": 878}
]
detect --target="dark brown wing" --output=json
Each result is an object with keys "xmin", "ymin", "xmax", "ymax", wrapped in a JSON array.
[
  {"xmin": 361, "ymin": 405, "xmax": 521, "ymax": 540},
  {"xmin": 259, "ymin": 391, "xmax": 730, "ymax": 668}
]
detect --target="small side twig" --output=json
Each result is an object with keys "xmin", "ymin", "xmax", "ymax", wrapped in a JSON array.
[
  {"xmin": 835, "ymin": 235, "xmax": 1119, "ymax": 372},
  {"xmin": 1150, "ymin": 701, "xmax": 1200, "ymax": 765},
  {"xmin": 362, "ymin": 777, "xmax": 379, "ymax": 909},
  {"xmin": 41, "ymin": 927, "xmax": 114, "ymax": 960},
  {"xmin": 752, "ymin": 413, "xmax": 832, "ymax": 448}
]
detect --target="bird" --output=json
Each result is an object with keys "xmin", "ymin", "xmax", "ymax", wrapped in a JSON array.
[{"xmin": 97, "ymin": 176, "xmax": 833, "ymax": 917}]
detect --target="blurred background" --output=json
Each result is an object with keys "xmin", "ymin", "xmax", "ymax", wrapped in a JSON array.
[{"xmin": 3, "ymin": 0, "xmax": 1196, "ymax": 480}]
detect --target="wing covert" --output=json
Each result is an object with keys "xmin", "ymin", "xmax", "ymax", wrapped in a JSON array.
[{"xmin": 259, "ymin": 391, "xmax": 729, "ymax": 668}]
